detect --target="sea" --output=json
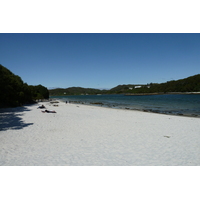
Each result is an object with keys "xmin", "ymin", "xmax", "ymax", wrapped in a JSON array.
[{"xmin": 51, "ymin": 94, "xmax": 200, "ymax": 117}]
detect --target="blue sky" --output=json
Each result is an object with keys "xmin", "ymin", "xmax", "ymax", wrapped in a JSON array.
[{"xmin": 1, "ymin": 33, "xmax": 200, "ymax": 89}]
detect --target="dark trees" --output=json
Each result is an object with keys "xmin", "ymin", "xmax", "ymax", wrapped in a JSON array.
[{"xmin": 0, "ymin": 64, "xmax": 49, "ymax": 108}]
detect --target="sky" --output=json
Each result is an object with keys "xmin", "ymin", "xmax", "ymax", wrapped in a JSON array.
[{"xmin": 1, "ymin": 33, "xmax": 200, "ymax": 89}]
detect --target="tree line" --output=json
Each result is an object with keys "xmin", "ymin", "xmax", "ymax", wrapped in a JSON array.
[
  {"xmin": 49, "ymin": 87, "xmax": 107, "ymax": 96},
  {"xmin": 0, "ymin": 64, "xmax": 49, "ymax": 108},
  {"xmin": 118, "ymin": 74, "xmax": 200, "ymax": 94},
  {"xmin": 49, "ymin": 74, "xmax": 200, "ymax": 96}
]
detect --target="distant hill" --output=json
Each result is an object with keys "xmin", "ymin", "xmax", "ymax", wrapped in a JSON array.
[
  {"xmin": 0, "ymin": 64, "xmax": 49, "ymax": 107},
  {"xmin": 49, "ymin": 87, "xmax": 107, "ymax": 96},
  {"xmin": 108, "ymin": 84, "xmax": 146, "ymax": 94},
  {"xmin": 49, "ymin": 74, "xmax": 200, "ymax": 96},
  {"xmin": 108, "ymin": 74, "xmax": 200, "ymax": 94}
]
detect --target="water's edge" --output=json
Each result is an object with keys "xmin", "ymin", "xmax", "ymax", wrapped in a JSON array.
[{"xmin": 51, "ymin": 94, "xmax": 200, "ymax": 118}]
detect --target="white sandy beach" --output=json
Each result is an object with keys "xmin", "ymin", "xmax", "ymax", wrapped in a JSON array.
[{"xmin": 0, "ymin": 101, "xmax": 199, "ymax": 166}]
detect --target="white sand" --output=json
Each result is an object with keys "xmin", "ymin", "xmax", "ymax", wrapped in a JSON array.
[{"xmin": 0, "ymin": 101, "xmax": 200, "ymax": 166}]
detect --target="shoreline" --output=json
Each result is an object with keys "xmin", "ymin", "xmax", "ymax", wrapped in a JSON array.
[
  {"xmin": 50, "ymin": 92, "xmax": 200, "ymax": 97},
  {"xmin": 50, "ymin": 93, "xmax": 200, "ymax": 118},
  {"xmin": 56, "ymin": 98, "xmax": 200, "ymax": 118},
  {"xmin": 125, "ymin": 92, "xmax": 200, "ymax": 95}
]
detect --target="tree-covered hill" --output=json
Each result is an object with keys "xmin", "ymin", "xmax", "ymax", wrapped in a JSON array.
[
  {"xmin": 49, "ymin": 74, "xmax": 200, "ymax": 96},
  {"xmin": 49, "ymin": 87, "xmax": 107, "ymax": 96},
  {"xmin": 108, "ymin": 84, "xmax": 145, "ymax": 94},
  {"xmin": 0, "ymin": 64, "xmax": 49, "ymax": 107},
  {"xmin": 142, "ymin": 74, "xmax": 200, "ymax": 94},
  {"xmin": 109, "ymin": 75, "xmax": 200, "ymax": 94}
]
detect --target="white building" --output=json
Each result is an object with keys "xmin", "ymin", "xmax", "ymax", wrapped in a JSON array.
[{"xmin": 134, "ymin": 85, "xmax": 142, "ymax": 89}]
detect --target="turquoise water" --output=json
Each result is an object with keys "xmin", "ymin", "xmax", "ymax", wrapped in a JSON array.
[{"xmin": 52, "ymin": 94, "xmax": 200, "ymax": 117}]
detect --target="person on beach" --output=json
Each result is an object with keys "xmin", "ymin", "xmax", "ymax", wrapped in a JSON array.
[
  {"xmin": 37, "ymin": 105, "xmax": 46, "ymax": 109},
  {"xmin": 41, "ymin": 110, "xmax": 56, "ymax": 113}
]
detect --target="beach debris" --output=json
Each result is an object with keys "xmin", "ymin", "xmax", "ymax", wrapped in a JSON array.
[
  {"xmin": 41, "ymin": 110, "xmax": 56, "ymax": 113},
  {"xmin": 90, "ymin": 102, "xmax": 103, "ymax": 105},
  {"xmin": 50, "ymin": 101, "xmax": 59, "ymax": 104}
]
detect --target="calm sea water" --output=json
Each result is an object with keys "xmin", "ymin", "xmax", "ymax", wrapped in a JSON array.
[{"xmin": 52, "ymin": 94, "xmax": 200, "ymax": 117}]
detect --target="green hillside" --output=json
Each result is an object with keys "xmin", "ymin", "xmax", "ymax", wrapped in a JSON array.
[
  {"xmin": 49, "ymin": 87, "xmax": 107, "ymax": 96},
  {"xmin": 0, "ymin": 64, "xmax": 49, "ymax": 107},
  {"xmin": 49, "ymin": 74, "xmax": 200, "ymax": 96}
]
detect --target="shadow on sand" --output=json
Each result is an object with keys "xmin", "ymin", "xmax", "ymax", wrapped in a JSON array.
[{"xmin": 0, "ymin": 106, "xmax": 34, "ymax": 131}]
